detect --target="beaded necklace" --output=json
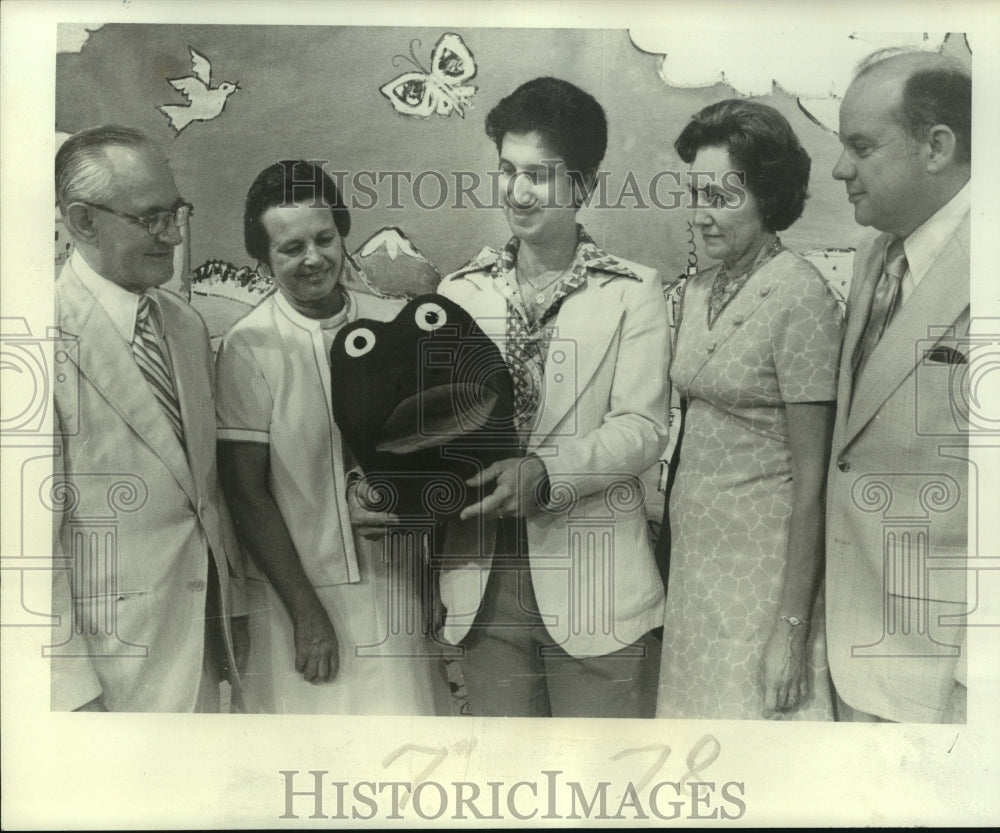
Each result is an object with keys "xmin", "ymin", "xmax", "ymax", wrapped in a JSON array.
[{"xmin": 707, "ymin": 236, "xmax": 784, "ymax": 328}]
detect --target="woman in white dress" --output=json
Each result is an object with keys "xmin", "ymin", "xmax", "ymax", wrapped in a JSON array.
[{"xmin": 215, "ymin": 160, "xmax": 438, "ymax": 714}]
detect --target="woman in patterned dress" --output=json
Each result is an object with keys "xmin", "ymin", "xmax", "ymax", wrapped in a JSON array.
[{"xmin": 656, "ymin": 100, "xmax": 843, "ymax": 720}]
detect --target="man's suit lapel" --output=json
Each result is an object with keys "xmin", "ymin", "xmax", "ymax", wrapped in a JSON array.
[
  {"xmin": 161, "ymin": 295, "xmax": 212, "ymax": 495},
  {"xmin": 532, "ymin": 283, "xmax": 622, "ymax": 442},
  {"xmin": 834, "ymin": 236, "xmax": 884, "ymax": 444},
  {"xmin": 58, "ymin": 267, "xmax": 198, "ymax": 502},
  {"xmin": 844, "ymin": 219, "xmax": 970, "ymax": 445}
]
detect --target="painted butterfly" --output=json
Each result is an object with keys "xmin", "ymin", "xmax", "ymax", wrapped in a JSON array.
[{"xmin": 379, "ymin": 33, "xmax": 477, "ymax": 118}]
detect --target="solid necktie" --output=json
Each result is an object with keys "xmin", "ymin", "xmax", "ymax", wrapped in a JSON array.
[
  {"xmin": 132, "ymin": 293, "xmax": 185, "ymax": 444},
  {"xmin": 853, "ymin": 238, "xmax": 908, "ymax": 380}
]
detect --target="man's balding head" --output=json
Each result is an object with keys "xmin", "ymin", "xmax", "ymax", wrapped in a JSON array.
[
  {"xmin": 833, "ymin": 49, "xmax": 971, "ymax": 237},
  {"xmin": 854, "ymin": 50, "xmax": 971, "ymax": 165},
  {"xmin": 57, "ymin": 125, "xmax": 184, "ymax": 292}
]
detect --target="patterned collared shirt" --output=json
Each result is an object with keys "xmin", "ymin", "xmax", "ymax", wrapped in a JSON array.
[{"xmin": 450, "ymin": 225, "xmax": 642, "ymax": 446}]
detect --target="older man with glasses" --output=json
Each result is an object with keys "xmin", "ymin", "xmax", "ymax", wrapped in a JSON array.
[{"xmin": 51, "ymin": 125, "xmax": 247, "ymax": 712}]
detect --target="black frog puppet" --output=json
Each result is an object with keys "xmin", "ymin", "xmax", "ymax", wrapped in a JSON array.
[{"xmin": 330, "ymin": 294, "xmax": 518, "ymax": 521}]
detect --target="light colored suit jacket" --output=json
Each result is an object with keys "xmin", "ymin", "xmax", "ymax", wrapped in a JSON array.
[
  {"xmin": 50, "ymin": 261, "xmax": 245, "ymax": 712},
  {"xmin": 436, "ymin": 249, "xmax": 670, "ymax": 658},
  {"xmin": 826, "ymin": 215, "xmax": 970, "ymax": 722}
]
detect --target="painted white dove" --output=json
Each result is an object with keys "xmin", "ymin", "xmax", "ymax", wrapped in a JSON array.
[{"xmin": 158, "ymin": 47, "xmax": 239, "ymax": 133}]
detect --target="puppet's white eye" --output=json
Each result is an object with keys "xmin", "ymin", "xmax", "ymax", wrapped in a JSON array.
[
  {"xmin": 415, "ymin": 302, "xmax": 447, "ymax": 332},
  {"xmin": 344, "ymin": 327, "xmax": 376, "ymax": 357}
]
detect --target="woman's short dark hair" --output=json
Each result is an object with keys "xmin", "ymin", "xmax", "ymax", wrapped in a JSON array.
[
  {"xmin": 244, "ymin": 160, "xmax": 351, "ymax": 264},
  {"xmin": 485, "ymin": 76, "xmax": 607, "ymax": 196},
  {"xmin": 674, "ymin": 100, "xmax": 811, "ymax": 232}
]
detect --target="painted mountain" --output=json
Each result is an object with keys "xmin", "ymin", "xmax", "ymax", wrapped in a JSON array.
[{"xmin": 347, "ymin": 226, "xmax": 442, "ymax": 299}]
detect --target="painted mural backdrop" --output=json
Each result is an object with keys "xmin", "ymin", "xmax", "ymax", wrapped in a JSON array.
[
  {"xmin": 55, "ymin": 24, "xmax": 970, "ymax": 349},
  {"xmin": 56, "ymin": 25, "xmax": 910, "ymax": 272}
]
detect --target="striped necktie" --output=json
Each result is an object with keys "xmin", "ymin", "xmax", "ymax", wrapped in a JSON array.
[
  {"xmin": 132, "ymin": 293, "xmax": 184, "ymax": 444},
  {"xmin": 852, "ymin": 238, "xmax": 908, "ymax": 381}
]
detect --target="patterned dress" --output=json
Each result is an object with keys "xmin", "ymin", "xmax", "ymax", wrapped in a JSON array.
[{"xmin": 656, "ymin": 250, "xmax": 843, "ymax": 720}]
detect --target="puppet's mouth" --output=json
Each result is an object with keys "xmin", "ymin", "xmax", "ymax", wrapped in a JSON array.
[{"xmin": 376, "ymin": 383, "xmax": 499, "ymax": 454}]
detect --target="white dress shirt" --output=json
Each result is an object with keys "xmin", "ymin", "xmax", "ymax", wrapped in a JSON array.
[
  {"xmin": 70, "ymin": 250, "xmax": 141, "ymax": 341},
  {"xmin": 901, "ymin": 181, "xmax": 970, "ymax": 303},
  {"xmin": 70, "ymin": 250, "xmax": 175, "ymax": 372}
]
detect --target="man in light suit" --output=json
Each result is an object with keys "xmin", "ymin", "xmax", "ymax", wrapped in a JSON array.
[
  {"xmin": 826, "ymin": 51, "xmax": 971, "ymax": 722},
  {"xmin": 51, "ymin": 125, "xmax": 246, "ymax": 711},
  {"xmin": 433, "ymin": 78, "xmax": 670, "ymax": 718}
]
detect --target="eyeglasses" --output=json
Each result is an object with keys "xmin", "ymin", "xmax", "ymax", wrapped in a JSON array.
[{"xmin": 77, "ymin": 200, "xmax": 194, "ymax": 236}]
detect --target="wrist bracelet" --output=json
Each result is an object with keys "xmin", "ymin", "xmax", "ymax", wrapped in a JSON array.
[{"xmin": 778, "ymin": 614, "xmax": 807, "ymax": 627}]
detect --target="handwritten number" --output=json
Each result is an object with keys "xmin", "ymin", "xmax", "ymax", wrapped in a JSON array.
[
  {"xmin": 380, "ymin": 744, "xmax": 448, "ymax": 810},
  {"xmin": 680, "ymin": 734, "xmax": 721, "ymax": 792},
  {"xmin": 380, "ymin": 740, "xmax": 477, "ymax": 809},
  {"xmin": 610, "ymin": 744, "xmax": 672, "ymax": 791}
]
